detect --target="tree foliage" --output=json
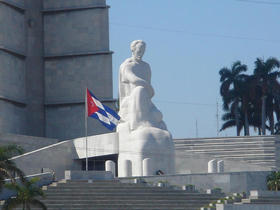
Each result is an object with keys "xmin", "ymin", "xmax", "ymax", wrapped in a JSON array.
[
  {"xmin": 267, "ymin": 171, "xmax": 280, "ymax": 191},
  {"xmin": 2, "ymin": 177, "xmax": 47, "ymax": 210},
  {"xmin": 0, "ymin": 145, "xmax": 25, "ymax": 191},
  {"xmin": 219, "ymin": 57, "xmax": 280, "ymax": 136}
]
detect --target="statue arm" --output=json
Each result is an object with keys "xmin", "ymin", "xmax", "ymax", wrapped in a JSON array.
[{"xmin": 122, "ymin": 68, "xmax": 154, "ymax": 97}]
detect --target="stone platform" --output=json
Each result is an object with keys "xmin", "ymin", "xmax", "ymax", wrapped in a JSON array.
[{"xmin": 174, "ymin": 135, "xmax": 280, "ymax": 170}]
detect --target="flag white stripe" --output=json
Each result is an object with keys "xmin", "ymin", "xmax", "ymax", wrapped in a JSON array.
[
  {"xmin": 91, "ymin": 96, "xmax": 105, "ymax": 110},
  {"xmin": 96, "ymin": 112, "xmax": 111, "ymax": 125},
  {"xmin": 106, "ymin": 112, "xmax": 118, "ymax": 125}
]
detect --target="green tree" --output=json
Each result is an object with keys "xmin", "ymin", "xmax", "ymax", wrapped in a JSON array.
[
  {"xmin": 0, "ymin": 145, "xmax": 25, "ymax": 191},
  {"xmin": 2, "ymin": 177, "xmax": 47, "ymax": 210},
  {"xmin": 267, "ymin": 171, "xmax": 280, "ymax": 191},
  {"xmin": 253, "ymin": 57, "xmax": 280, "ymax": 135},
  {"xmin": 219, "ymin": 61, "xmax": 248, "ymax": 136}
]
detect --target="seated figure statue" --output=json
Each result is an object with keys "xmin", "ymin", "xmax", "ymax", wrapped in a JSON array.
[
  {"xmin": 118, "ymin": 40, "xmax": 166, "ymax": 131},
  {"xmin": 117, "ymin": 40, "xmax": 175, "ymax": 177}
]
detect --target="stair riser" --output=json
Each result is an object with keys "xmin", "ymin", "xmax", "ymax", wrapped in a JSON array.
[
  {"xmin": 43, "ymin": 194, "xmax": 220, "ymax": 200},
  {"xmin": 39, "ymin": 204, "xmax": 205, "ymax": 208},
  {"xmin": 41, "ymin": 200, "xmax": 213, "ymax": 205}
]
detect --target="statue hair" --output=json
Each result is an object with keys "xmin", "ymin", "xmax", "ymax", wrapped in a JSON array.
[{"xmin": 130, "ymin": 40, "xmax": 146, "ymax": 52}]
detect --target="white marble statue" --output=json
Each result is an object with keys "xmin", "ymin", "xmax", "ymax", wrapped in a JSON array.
[
  {"xmin": 117, "ymin": 40, "xmax": 175, "ymax": 177},
  {"xmin": 118, "ymin": 40, "xmax": 167, "ymax": 131}
]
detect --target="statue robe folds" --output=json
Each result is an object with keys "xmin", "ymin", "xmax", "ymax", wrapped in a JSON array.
[{"xmin": 117, "ymin": 42, "xmax": 175, "ymax": 177}]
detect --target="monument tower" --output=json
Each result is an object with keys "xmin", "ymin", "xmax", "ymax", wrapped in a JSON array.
[{"xmin": 0, "ymin": 0, "xmax": 114, "ymax": 140}]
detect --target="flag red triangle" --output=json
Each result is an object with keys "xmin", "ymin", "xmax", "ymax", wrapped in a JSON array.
[{"xmin": 87, "ymin": 89, "xmax": 99, "ymax": 116}]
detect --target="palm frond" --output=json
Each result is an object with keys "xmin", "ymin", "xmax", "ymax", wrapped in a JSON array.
[
  {"xmin": 220, "ymin": 120, "xmax": 236, "ymax": 131},
  {"xmin": 219, "ymin": 68, "xmax": 231, "ymax": 82}
]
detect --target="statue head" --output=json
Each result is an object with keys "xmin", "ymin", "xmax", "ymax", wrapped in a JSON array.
[{"xmin": 130, "ymin": 40, "xmax": 146, "ymax": 60}]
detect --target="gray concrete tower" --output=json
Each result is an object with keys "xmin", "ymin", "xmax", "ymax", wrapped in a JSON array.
[{"xmin": 0, "ymin": 0, "xmax": 114, "ymax": 140}]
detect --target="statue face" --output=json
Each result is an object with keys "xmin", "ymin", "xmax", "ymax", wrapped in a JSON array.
[{"xmin": 132, "ymin": 42, "xmax": 146, "ymax": 60}]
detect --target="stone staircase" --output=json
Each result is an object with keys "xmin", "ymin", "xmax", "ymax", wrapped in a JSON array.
[
  {"xmin": 213, "ymin": 191, "xmax": 280, "ymax": 209},
  {"xmin": 33, "ymin": 180, "xmax": 221, "ymax": 210},
  {"xmin": 174, "ymin": 136, "xmax": 280, "ymax": 169},
  {"xmin": 240, "ymin": 191, "xmax": 280, "ymax": 205}
]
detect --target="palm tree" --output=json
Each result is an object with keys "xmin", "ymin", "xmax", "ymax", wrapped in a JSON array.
[
  {"xmin": 267, "ymin": 171, "xmax": 280, "ymax": 191},
  {"xmin": 219, "ymin": 61, "xmax": 248, "ymax": 136},
  {"xmin": 220, "ymin": 107, "xmax": 243, "ymax": 136},
  {"xmin": 238, "ymin": 75, "xmax": 257, "ymax": 136},
  {"xmin": 220, "ymin": 104, "xmax": 258, "ymax": 136},
  {"xmin": 0, "ymin": 145, "xmax": 25, "ymax": 191},
  {"xmin": 254, "ymin": 57, "xmax": 280, "ymax": 135},
  {"xmin": 2, "ymin": 177, "xmax": 47, "ymax": 210}
]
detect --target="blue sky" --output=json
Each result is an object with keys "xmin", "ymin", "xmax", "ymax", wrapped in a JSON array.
[{"xmin": 107, "ymin": 0, "xmax": 280, "ymax": 138}]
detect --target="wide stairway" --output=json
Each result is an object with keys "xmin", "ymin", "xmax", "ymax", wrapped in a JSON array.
[
  {"xmin": 215, "ymin": 190, "xmax": 280, "ymax": 209},
  {"xmin": 240, "ymin": 191, "xmax": 280, "ymax": 205},
  {"xmin": 37, "ymin": 179, "xmax": 221, "ymax": 210},
  {"xmin": 174, "ymin": 135, "xmax": 279, "ymax": 169}
]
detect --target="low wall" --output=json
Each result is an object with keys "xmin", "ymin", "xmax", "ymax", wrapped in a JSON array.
[
  {"xmin": 11, "ymin": 140, "xmax": 81, "ymax": 180},
  {"xmin": 0, "ymin": 133, "xmax": 58, "ymax": 153},
  {"xmin": 119, "ymin": 171, "xmax": 271, "ymax": 194},
  {"xmin": 11, "ymin": 133, "xmax": 118, "ymax": 180},
  {"xmin": 73, "ymin": 132, "xmax": 118, "ymax": 158}
]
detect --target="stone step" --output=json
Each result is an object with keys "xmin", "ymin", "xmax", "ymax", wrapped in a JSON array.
[
  {"xmin": 40, "ymin": 199, "xmax": 215, "ymax": 205},
  {"xmin": 45, "ymin": 192, "xmax": 220, "ymax": 200},
  {"xmin": 50, "ymin": 181, "xmax": 159, "ymax": 186},
  {"xmin": 176, "ymin": 149, "xmax": 276, "ymax": 156},
  {"xmin": 56, "ymin": 182, "xmax": 137, "ymax": 186},
  {"xmin": 43, "ymin": 191, "xmax": 214, "ymax": 196},
  {"xmin": 47, "ymin": 184, "xmax": 171, "ymax": 188},
  {"xmin": 36, "ymin": 203, "xmax": 207, "ymax": 208},
  {"xmin": 63, "ymin": 180, "xmax": 121, "ymax": 184},
  {"xmin": 40, "ymin": 195, "xmax": 218, "ymax": 200},
  {"xmin": 175, "ymin": 139, "xmax": 276, "ymax": 145},
  {"xmin": 175, "ymin": 144, "xmax": 275, "ymax": 151},
  {"xmin": 242, "ymin": 198, "xmax": 280, "ymax": 204},
  {"xmin": 174, "ymin": 137, "xmax": 276, "ymax": 144},
  {"xmin": 184, "ymin": 149, "xmax": 275, "ymax": 155},
  {"xmin": 176, "ymin": 146, "xmax": 275, "ymax": 153},
  {"xmin": 174, "ymin": 139, "xmax": 277, "ymax": 146},
  {"xmin": 206, "ymin": 153, "xmax": 275, "ymax": 159},
  {"xmin": 45, "ymin": 186, "xmax": 169, "ymax": 190},
  {"xmin": 43, "ymin": 188, "xmax": 196, "ymax": 193},
  {"xmin": 12, "ymin": 207, "xmax": 200, "ymax": 210},
  {"xmin": 42, "ymin": 192, "xmax": 218, "ymax": 196}
]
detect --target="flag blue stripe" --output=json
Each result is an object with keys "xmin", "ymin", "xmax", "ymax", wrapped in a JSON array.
[
  {"xmin": 89, "ymin": 113, "xmax": 116, "ymax": 130},
  {"xmin": 103, "ymin": 104, "xmax": 121, "ymax": 120}
]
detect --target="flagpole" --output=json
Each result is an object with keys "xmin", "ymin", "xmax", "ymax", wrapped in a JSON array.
[{"xmin": 85, "ymin": 88, "xmax": 88, "ymax": 171}]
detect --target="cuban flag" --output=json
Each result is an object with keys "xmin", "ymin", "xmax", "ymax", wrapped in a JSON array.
[{"xmin": 87, "ymin": 88, "xmax": 120, "ymax": 130}]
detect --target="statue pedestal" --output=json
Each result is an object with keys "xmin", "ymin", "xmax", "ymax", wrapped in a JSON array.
[{"xmin": 118, "ymin": 123, "xmax": 175, "ymax": 177}]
